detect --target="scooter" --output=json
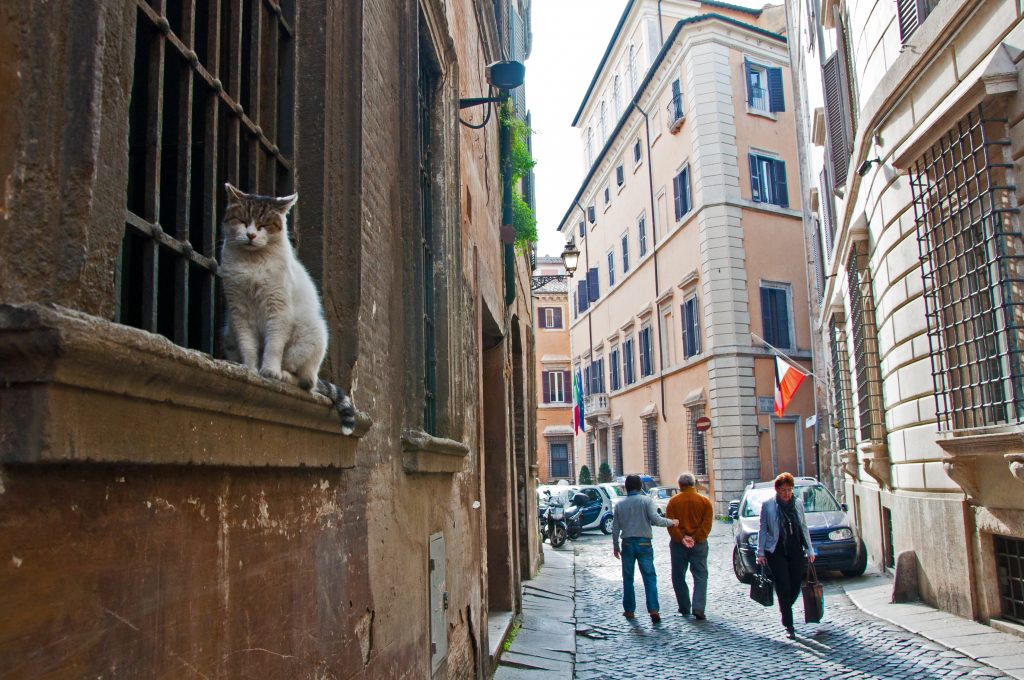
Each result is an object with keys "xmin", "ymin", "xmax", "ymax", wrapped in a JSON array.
[{"xmin": 541, "ymin": 492, "xmax": 589, "ymax": 548}]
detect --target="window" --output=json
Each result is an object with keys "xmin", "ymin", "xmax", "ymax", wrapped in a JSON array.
[
  {"xmin": 121, "ymin": 0, "xmax": 296, "ymax": 354},
  {"xmin": 643, "ymin": 417, "xmax": 659, "ymax": 477},
  {"xmin": 612, "ymin": 427, "xmax": 623, "ymax": 476},
  {"xmin": 639, "ymin": 325, "xmax": 654, "ymax": 377},
  {"xmin": 539, "ymin": 307, "xmax": 563, "ymax": 329},
  {"xmin": 687, "ymin": 405, "xmax": 707, "ymax": 475},
  {"xmin": 760, "ymin": 284, "xmax": 792, "ymax": 349},
  {"xmin": 743, "ymin": 58, "xmax": 784, "ymax": 113},
  {"xmin": 583, "ymin": 363, "xmax": 590, "ymax": 397},
  {"xmin": 607, "ymin": 250, "xmax": 616, "ymax": 287},
  {"xmin": 616, "ymin": 164, "xmax": 625, "ymax": 187},
  {"xmin": 898, "ymin": 0, "xmax": 934, "ymax": 44},
  {"xmin": 847, "ymin": 244, "xmax": 885, "ymax": 442},
  {"xmin": 613, "ymin": 75, "xmax": 622, "ymax": 119},
  {"xmin": 587, "ymin": 267, "xmax": 600, "ymax": 302},
  {"xmin": 610, "ymin": 345, "xmax": 621, "ymax": 390},
  {"xmin": 543, "ymin": 370, "xmax": 568, "ymax": 403},
  {"xmin": 604, "ymin": 186, "xmax": 611, "ymax": 206},
  {"xmin": 682, "ymin": 294, "xmax": 701, "ymax": 358},
  {"xmin": 590, "ymin": 357, "xmax": 605, "ymax": 394},
  {"xmin": 549, "ymin": 441, "xmax": 571, "ymax": 479},
  {"xmin": 578, "ymin": 219, "xmax": 586, "ymax": 240},
  {"xmin": 828, "ymin": 317, "xmax": 854, "ymax": 451},
  {"xmin": 633, "ymin": 139, "xmax": 642, "ymax": 165},
  {"xmin": 584, "ymin": 127, "xmax": 594, "ymax": 167},
  {"xmin": 628, "ymin": 44, "xmax": 638, "ymax": 91},
  {"xmin": 587, "ymin": 205, "xmax": 596, "ymax": 224},
  {"xmin": 599, "ymin": 101, "xmax": 607, "ymax": 142},
  {"xmin": 659, "ymin": 305, "xmax": 674, "ymax": 368},
  {"xmin": 673, "ymin": 166, "xmax": 692, "ymax": 220},
  {"xmin": 623, "ymin": 335, "xmax": 636, "ymax": 385},
  {"xmin": 909, "ymin": 106, "xmax": 1024, "ymax": 430},
  {"xmin": 621, "ymin": 233, "xmax": 630, "ymax": 273},
  {"xmin": 995, "ymin": 535, "xmax": 1024, "ymax": 625},
  {"xmin": 749, "ymin": 154, "xmax": 789, "ymax": 208},
  {"xmin": 577, "ymin": 280, "xmax": 589, "ymax": 313},
  {"xmin": 637, "ymin": 213, "xmax": 648, "ymax": 257},
  {"xmin": 667, "ymin": 78, "xmax": 684, "ymax": 123}
]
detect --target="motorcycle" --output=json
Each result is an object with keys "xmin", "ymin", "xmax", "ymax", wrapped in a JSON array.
[{"xmin": 540, "ymin": 492, "xmax": 589, "ymax": 548}]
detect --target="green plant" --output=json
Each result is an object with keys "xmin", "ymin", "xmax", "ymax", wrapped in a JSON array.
[
  {"xmin": 578, "ymin": 465, "xmax": 593, "ymax": 485},
  {"xmin": 502, "ymin": 620, "xmax": 521, "ymax": 652},
  {"xmin": 598, "ymin": 462, "xmax": 613, "ymax": 483},
  {"xmin": 501, "ymin": 104, "xmax": 538, "ymax": 254}
]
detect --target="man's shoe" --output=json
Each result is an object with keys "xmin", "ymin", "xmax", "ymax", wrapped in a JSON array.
[
  {"xmin": 650, "ymin": 611, "xmax": 661, "ymax": 624},
  {"xmin": 785, "ymin": 626, "xmax": 795, "ymax": 639},
  {"xmin": 677, "ymin": 609, "xmax": 690, "ymax": 617},
  {"xmin": 693, "ymin": 611, "xmax": 706, "ymax": 620},
  {"xmin": 623, "ymin": 611, "xmax": 635, "ymax": 620}
]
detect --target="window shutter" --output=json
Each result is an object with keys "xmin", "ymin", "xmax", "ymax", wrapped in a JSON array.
[
  {"xmin": 616, "ymin": 166, "xmax": 624, "ymax": 186},
  {"xmin": 767, "ymin": 67, "xmax": 785, "ymax": 112},
  {"xmin": 693, "ymin": 299, "xmax": 701, "ymax": 354},
  {"xmin": 578, "ymin": 220, "xmax": 585, "ymax": 239},
  {"xmin": 553, "ymin": 307, "xmax": 562, "ymax": 328},
  {"xmin": 681, "ymin": 304, "xmax": 690, "ymax": 358},
  {"xmin": 673, "ymin": 173, "xmax": 684, "ymax": 219},
  {"xmin": 761, "ymin": 287, "xmax": 773, "ymax": 344},
  {"xmin": 682, "ymin": 168, "xmax": 691, "ymax": 215},
  {"xmin": 897, "ymin": 0, "xmax": 927, "ymax": 43},
  {"xmin": 749, "ymin": 155, "xmax": 762, "ymax": 203},
  {"xmin": 588, "ymin": 267, "xmax": 599, "ymax": 301},
  {"xmin": 578, "ymin": 280, "xmax": 588, "ymax": 312},
  {"xmin": 538, "ymin": 307, "xmax": 547, "ymax": 329},
  {"xmin": 743, "ymin": 58, "xmax": 753, "ymax": 105},
  {"xmin": 813, "ymin": 219, "xmax": 826, "ymax": 303},
  {"xmin": 542, "ymin": 371, "xmax": 550, "ymax": 403},
  {"xmin": 778, "ymin": 292, "xmax": 791, "ymax": 348},
  {"xmin": 823, "ymin": 53, "xmax": 850, "ymax": 186},
  {"xmin": 773, "ymin": 159, "xmax": 789, "ymax": 208},
  {"xmin": 819, "ymin": 167, "xmax": 836, "ymax": 258}
]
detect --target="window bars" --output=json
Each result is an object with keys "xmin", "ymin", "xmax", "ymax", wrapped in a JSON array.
[
  {"xmin": 643, "ymin": 417, "xmax": 659, "ymax": 478},
  {"xmin": 612, "ymin": 427, "xmax": 623, "ymax": 477},
  {"xmin": 828, "ymin": 317, "xmax": 855, "ymax": 451},
  {"xmin": 120, "ymin": 0, "xmax": 296, "ymax": 354},
  {"xmin": 995, "ymin": 534, "xmax": 1024, "ymax": 625},
  {"xmin": 910, "ymin": 105, "xmax": 1024, "ymax": 431},
  {"xmin": 687, "ymin": 406, "xmax": 707, "ymax": 476},
  {"xmin": 847, "ymin": 243, "xmax": 885, "ymax": 442}
]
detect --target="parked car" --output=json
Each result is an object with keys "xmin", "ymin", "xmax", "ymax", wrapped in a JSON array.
[
  {"xmin": 729, "ymin": 477, "xmax": 867, "ymax": 583},
  {"xmin": 648, "ymin": 486, "xmax": 679, "ymax": 515},
  {"xmin": 598, "ymin": 482, "xmax": 627, "ymax": 506},
  {"xmin": 567, "ymin": 485, "xmax": 616, "ymax": 534},
  {"xmin": 613, "ymin": 474, "xmax": 658, "ymax": 493}
]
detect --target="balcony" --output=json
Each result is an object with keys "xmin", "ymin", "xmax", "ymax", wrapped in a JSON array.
[
  {"xmin": 585, "ymin": 392, "xmax": 610, "ymax": 419},
  {"xmin": 666, "ymin": 94, "xmax": 685, "ymax": 133}
]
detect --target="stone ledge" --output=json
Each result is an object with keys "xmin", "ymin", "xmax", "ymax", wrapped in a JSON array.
[
  {"xmin": 0, "ymin": 303, "xmax": 370, "ymax": 467},
  {"xmin": 401, "ymin": 429, "xmax": 470, "ymax": 474}
]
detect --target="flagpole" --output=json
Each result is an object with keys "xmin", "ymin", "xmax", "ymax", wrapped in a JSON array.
[{"xmin": 750, "ymin": 333, "xmax": 829, "ymax": 389}]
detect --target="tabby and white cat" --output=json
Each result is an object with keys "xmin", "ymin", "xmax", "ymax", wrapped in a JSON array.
[{"xmin": 219, "ymin": 183, "xmax": 356, "ymax": 435}]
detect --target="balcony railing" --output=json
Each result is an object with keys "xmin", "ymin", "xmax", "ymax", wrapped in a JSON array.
[
  {"xmin": 666, "ymin": 94, "xmax": 685, "ymax": 132},
  {"xmin": 585, "ymin": 392, "xmax": 609, "ymax": 418},
  {"xmin": 749, "ymin": 85, "xmax": 768, "ymax": 112}
]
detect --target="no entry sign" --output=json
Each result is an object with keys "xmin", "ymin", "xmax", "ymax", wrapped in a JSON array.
[{"xmin": 694, "ymin": 416, "xmax": 712, "ymax": 432}]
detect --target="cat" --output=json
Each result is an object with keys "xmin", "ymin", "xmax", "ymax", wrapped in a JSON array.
[{"xmin": 219, "ymin": 182, "xmax": 356, "ymax": 435}]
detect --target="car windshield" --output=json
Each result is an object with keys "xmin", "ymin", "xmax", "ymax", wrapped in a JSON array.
[
  {"xmin": 654, "ymin": 488, "xmax": 676, "ymax": 499},
  {"xmin": 740, "ymin": 484, "xmax": 840, "ymax": 517},
  {"xmin": 604, "ymin": 484, "xmax": 626, "ymax": 497}
]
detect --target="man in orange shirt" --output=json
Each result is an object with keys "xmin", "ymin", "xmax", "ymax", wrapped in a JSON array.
[{"xmin": 665, "ymin": 472, "xmax": 714, "ymax": 619}]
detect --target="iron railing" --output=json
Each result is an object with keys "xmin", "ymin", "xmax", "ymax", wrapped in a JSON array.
[
  {"xmin": 847, "ymin": 243, "xmax": 885, "ymax": 442},
  {"xmin": 828, "ymin": 317, "xmax": 855, "ymax": 451},
  {"xmin": 910, "ymin": 105, "xmax": 1024, "ymax": 431}
]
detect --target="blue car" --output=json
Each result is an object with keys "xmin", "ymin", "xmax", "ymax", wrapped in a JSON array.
[{"xmin": 729, "ymin": 477, "xmax": 867, "ymax": 582}]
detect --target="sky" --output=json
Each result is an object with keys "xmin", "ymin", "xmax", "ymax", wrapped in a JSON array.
[{"xmin": 526, "ymin": 0, "xmax": 625, "ymax": 258}]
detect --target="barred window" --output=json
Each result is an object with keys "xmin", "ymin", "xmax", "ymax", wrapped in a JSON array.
[
  {"xmin": 643, "ymin": 417, "xmax": 659, "ymax": 478},
  {"xmin": 687, "ymin": 405, "xmax": 707, "ymax": 476},
  {"xmin": 612, "ymin": 426, "xmax": 623, "ymax": 476},
  {"xmin": 120, "ymin": 0, "xmax": 296, "ymax": 353},
  {"xmin": 549, "ymin": 440, "xmax": 571, "ymax": 479},
  {"xmin": 847, "ymin": 243, "xmax": 885, "ymax": 442},
  {"xmin": 587, "ymin": 431, "xmax": 595, "ymax": 471},
  {"xmin": 910, "ymin": 105, "xmax": 1024, "ymax": 430},
  {"xmin": 828, "ymin": 317, "xmax": 854, "ymax": 451}
]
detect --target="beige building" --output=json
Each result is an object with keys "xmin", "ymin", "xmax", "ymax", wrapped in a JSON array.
[
  {"xmin": 533, "ymin": 257, "xmax": 576, "ymax": 483},
  {"xmin": 559, "ymin": 0, "xmax": 815, "ymax": 512},
  {"xmin": 786, "ymin": 0, "xmax": 1024, "ymax": 631}
]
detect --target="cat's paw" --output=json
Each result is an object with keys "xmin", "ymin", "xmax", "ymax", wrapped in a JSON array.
[{"xmin": 259, "ymin": 367, "xmax": 283, "ymax": 381}]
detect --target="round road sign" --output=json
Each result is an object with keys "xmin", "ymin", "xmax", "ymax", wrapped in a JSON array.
[{"xmin": 694, "ymin": 416, "xmax": 712, "ymax": 432}]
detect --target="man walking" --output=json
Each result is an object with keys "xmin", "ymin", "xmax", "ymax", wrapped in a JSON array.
[
  {"xmin": 612, "ymin": 474, "xmax": 678, "ymax": 623},
  {"xmin": 665, "ymin": 472, "xmax": 714, "ymax": 619}
]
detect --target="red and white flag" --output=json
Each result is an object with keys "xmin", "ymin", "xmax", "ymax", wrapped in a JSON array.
[{"xmin": 774, "ymin": 356, "xmax": 807, "ymax": 417}]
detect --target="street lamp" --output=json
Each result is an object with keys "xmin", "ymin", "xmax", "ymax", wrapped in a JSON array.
[{"xmin": 531, "ymin": 238, "xmax": 582, "ymax": 290}]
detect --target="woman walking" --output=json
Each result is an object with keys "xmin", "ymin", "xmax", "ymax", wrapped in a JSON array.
[{"xmin": 756, "ymin": 472, "xmax": 815, "ymax": 638}]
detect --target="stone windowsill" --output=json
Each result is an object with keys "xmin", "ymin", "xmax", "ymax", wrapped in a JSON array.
[
  {"xmin": 402, "ymin": 429, "xmax": 471, "ymax": 474},
  {"xmin": 935, "ymin": 427, "xmax": 1024, "ymax": 459},
  {"xmin": 0, "ymin": 303, "xmax": 370, "ymax": 468}
]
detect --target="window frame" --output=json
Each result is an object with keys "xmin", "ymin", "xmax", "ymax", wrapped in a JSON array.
[
  {"xmin": 672, "ymin": 165, "xmax": 692, "ymax": 221},
  {"xmin": 637, "ymin": 212, "xmax": 648, "ymax": 257},
  {"xmin": 749, "ymin": 152, "xmax": 789, "ymax": 208},
  {"xmin": 621, "ymin": 232, "xmax": 630, "ymax": 274},
  {"xmin": 760, "ymin": 282, "xmax": 794, "ymax": 351},
  {"xmin": 639, "ymin": 324, "xmax": 654, "ymax": 378}
]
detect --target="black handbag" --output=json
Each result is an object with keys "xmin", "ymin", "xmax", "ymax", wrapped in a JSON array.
[
  {"xmin": 802, "ymin": 562, "xmax": 824, "ymax": 623},
  {"xmin": 749, "ymin": 565, "xmax": 774, "ymax": 607}
]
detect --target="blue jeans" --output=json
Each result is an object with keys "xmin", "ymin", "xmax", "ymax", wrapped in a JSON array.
[
  {"xmin": 621, "ymin": 537, "xmax": 659, "ymax": 614},
  {"xmin": 669, "ymin": 540, "xmax": 709, "ymax": 614}
]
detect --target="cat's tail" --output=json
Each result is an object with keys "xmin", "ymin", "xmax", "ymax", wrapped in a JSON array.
[{"xmin": 316, "ymin": 379, "xmax": 357, "ymax": 436}]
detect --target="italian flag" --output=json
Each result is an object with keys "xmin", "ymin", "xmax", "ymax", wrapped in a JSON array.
[{"xmin": 774, "ymin": 356, "xmax": 807, "ymax": 417}]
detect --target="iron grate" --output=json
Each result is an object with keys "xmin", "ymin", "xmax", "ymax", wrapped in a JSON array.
[
  {"xmin": 847, "ymin": 243, "xmax": 885, "ymax": 442},
  {"xmin": 643, "ymin": 417, "xmax": 659, "ymax": 478},
  {"xmin": 828, "ymin": 317, "xmax": 854, "ymax": 451},
  {"xmin": 910, "ymin": 104, "xmax": 1024, "ymax": 431},
  {"xmin": 687, "ymin": 406, "xmax": 707, "ymax": 476},
  {"xmin": 995, "ymin": 534, "xmax": 1024, "ymax": 625}
]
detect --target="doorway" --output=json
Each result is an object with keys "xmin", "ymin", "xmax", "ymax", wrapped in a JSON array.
[{"xmin": 770, "ymin": 417, "xmax": 802, "ymax": 476}]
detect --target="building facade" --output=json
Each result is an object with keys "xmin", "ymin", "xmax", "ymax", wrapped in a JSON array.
[
  {"xmin": 786, "ymin": 0, "xmax": 1024, "ymax": 630},
  {"xmin": 0, "ymin": 0, "xmax": 539, "ymax": 677},
  {"xmin": 533, "ymin": 257, "xmax": 575, "ymax": 483},
  {"xmin": 560, "ymin": 0, "xmax": 815, "ymax": 513}
]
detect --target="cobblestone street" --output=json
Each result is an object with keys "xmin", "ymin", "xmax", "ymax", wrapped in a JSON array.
[{"xmin": 572, "ymin": 522, "xmax": 1012, "ymax": 680}]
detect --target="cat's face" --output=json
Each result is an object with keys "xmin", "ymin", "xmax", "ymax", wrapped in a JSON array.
[{"xmin": 222, "ymin": 183, "xmax": 297, "ymax": 250}]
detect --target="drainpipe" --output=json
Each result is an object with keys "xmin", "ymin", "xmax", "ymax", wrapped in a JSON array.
[
  {"xmin": 657, "ymin": 0, "xmax": 665, "ymax": 46},
  {"xmin": 634, "ymin": 100, "xmax": 667, "ymax": 423},
  {"xmin": 502, "ymin": 109, "xmax": 516, "ymax": 306}
]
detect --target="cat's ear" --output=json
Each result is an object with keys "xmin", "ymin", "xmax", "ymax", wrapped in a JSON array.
[
  {"xmin": 224, "ymin": 183, "xmax": 246, "ymax": 202},
  {"xmin": 274, "ymin": 193, "xmax": 297, "ymax": 214}
]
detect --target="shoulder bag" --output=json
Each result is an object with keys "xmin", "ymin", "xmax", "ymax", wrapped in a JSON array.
[
  {"xmin": 802, "ymin": 562, "xmax": 824, "ymax": 623},
  {"xmin": 749, "ymin": 564, "xmax": 774, "ymax": 607}
]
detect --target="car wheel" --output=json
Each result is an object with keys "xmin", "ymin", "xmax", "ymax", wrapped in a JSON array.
[
  {"xmin": 842, "ymin": 540, "xmax": 868, "ymax": 577},
  {"xmin": 733, "ymin": 546, "xmax": 753, "ymax": 584},
  {"xmin": 600, "ymin": 515, "xmax": 614, "ymax": 535},
  {"xmin": 550, "ymin": 525, "xmax": 567, "ymax": 548}
]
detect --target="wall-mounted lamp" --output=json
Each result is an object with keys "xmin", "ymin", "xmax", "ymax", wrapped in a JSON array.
[
  {"xmin": 458, "ymin": 60, "xmax": 526, "ymax": 119},
  {"xmin": 857, "ymin": 158, "xmax": 883, "ymax": 177},
  {"xmin": 530, "ymin": 238, "xmax": 581, "ymax": 290}
]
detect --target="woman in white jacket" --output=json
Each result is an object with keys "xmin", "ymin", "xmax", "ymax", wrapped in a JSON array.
[{"xmin": 756, "ymin": 472, "xmax": 815, "ymax": 638}]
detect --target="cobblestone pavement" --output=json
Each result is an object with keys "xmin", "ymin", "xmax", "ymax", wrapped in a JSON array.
[{"xmin": 573, "ymin": 522, "xmax": 1011, "ymax": 680}]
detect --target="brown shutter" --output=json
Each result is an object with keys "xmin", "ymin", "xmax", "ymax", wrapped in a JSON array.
[
  {"xmin": 822, "ymin": 53, "xmax": 850, "ymax": 187},
  {"xmin": 542, "ymin": 371, "xmax": 550, "ymax": 403},
  {"xmin": 897, "ymin": 0, "xmax": 927, "ymax": 43},
  {"xmin": 820, "ymin": 167, "xmax": 836, "ymax": 258}
]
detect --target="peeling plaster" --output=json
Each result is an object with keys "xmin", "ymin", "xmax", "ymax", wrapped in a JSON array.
[
  {"xmin": 11, "ymin": 555, "xmax": 22, "ymax": 567},
  {"xmin": 355, "ymin": 608, "xmax": 375, "ymax": 666}
]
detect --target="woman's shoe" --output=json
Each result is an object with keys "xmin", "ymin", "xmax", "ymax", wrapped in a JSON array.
[{"xmin": 785, "ymin": 626, "xmax": 795, "ymax": 639}]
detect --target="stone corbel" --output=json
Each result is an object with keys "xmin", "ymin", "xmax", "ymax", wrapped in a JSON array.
[
  {"xmin": 943, "ymin": 455, "xmax": 982, "ymax": 500},
  {"xmin": 839, "ymin": 449, "xmax": 858, "ymax": 479},
  {"xmin": 1007, "ymin": 454, "xmax": 1024, "ymax": 484},
  {"xmin": 937, "ymin": 428, "xmax": 1024, "ymax": 499},
  {"xmin": 859, "ymin": 441, "xmax": 891, "ymax": 489}
]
